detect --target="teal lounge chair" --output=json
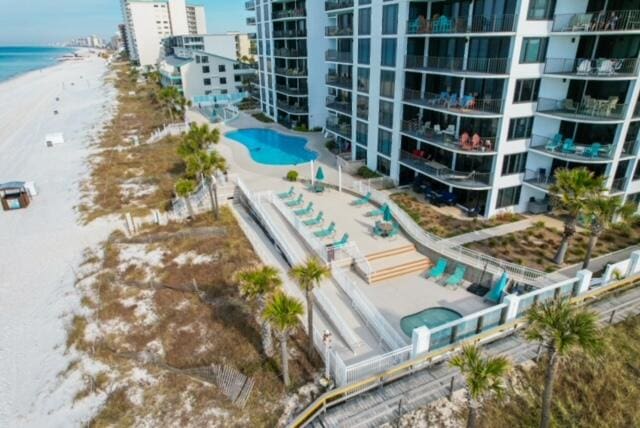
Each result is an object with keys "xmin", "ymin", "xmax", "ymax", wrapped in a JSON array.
[
  {"xmin": 352, "ymin": 192, "xmax": 372, "ymax": 206},
  {"xmin": 277, "ymin": 186, "xmax": 294, "ymax": 199},
  {"xmin": 427, "ymin": 258, "xmax": 447, "ymax": 280},
  {"xmin": 445, "ymin": 265, "xmax": 466, "ymax": 287},
  {"xmin": 545, "ymin": 133, "xmax": 562, "ymax": 151},
  {"xmin": 286, "ymin": 194, "xmax": 303, "ymax": 207},
  {"xmin": 314, "ymin": 222, "xmax": 336, "ymax": 238},
  {"xmin": 303, "ymin": 211, "xmax": 324, "ymax": 226},
  {"xmin": 365, "ymin": 203, "xmax": 388, "ymax": 217},
  {"xmin": 294, "ymin": 202, "xmax": 313, "ymax": 216},
  {"xmin": 561, "ymin": 138, "xmax": 576, "ymax": 153},
  {"xmin": 329, "ymin": 233, "xmax": 349, "ymax": 249},
  {"xmin": 307, "ymin": 182, "xmax": 325, "ymax": 193},
  {"xmin": 387, "ymin": 223, "xmax": 400, "ymax": 238},
  {"xmin": 485, "ymin": 272, "xmax": 509, "ymax": 303},
  {"xmin": 583, "ymin": 143, "xmax": 601, "ymax": 158}
]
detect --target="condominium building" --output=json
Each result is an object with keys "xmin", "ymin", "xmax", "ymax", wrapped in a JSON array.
[
  {"xmin": 120, "ymin": 0, "xmax": 207, "ymax": 67},
  {"xmin": 247, "ymin": 0, "xmax": 640, "ymax": 218}
]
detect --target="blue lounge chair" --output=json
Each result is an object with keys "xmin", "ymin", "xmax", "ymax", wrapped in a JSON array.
[
  {"xmin": 294, "ymin": 202, "xmax": 313, "ymax": 216},
  {"xmin": 485, "ymin": 272, "xmax": 509, "ymax": 303},
  {"xmin": 445, "ymin": 265, "xmax": 466, "ymax": 287},
  {"xmin": 352, "ymin": 192, "xmax": 372, "ymax": 206},
  {"xmin": 561, "ymin": 138, "xmax": 576, "ymax": 153},
  {"xmin": 314, "ymin": 222, "xmax": 336, "ymax": 238},
  {"xmin": 427, "ymin": 258, "xmax": 448, "ymax": 280},
  {"xmin": 545, "ymin": 133, "xmax": 563, "ymax": 151},
  {"xmin": 286, "ymin": 194, "xmax": 303, "ymax": 207},
  {"xmin": 303, "ymin": 211, "xmax": 324, "ymax": 226},
  {"xmin": 407, "ymin": 18, "xmax": 420, "ymax": 34},
  {"xmin": 365, "ymin": 203, "xmax": 388, "ymax": 217},
  {"xmin": 583, "ymin": 143, "xmax": 601, "ymax": 158},
  {"xmin": 447, "ymin": 94, "xmax": 458, "ymax": 108},
  {"xmin": 277, "ymin": 186, "xmax": 295, "ymax": 199},
  {"xmin": 329, "ymin": 233, "xmax": 349, "ymax": 249}
]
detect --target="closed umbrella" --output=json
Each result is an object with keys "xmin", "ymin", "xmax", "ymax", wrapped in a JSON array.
[
  {"xmin": 315, "ymin": 166, "xmax": 325, "ymax": 181},
  {"xmin": 382, "ymin": 204, "xmax": 393, "ymax": 222}
]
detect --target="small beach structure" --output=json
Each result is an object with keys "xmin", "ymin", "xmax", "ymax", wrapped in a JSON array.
[
  {"xmin": 0, "ymin": 182, "xmax": 34, "ymax": 210},
  {"xmin": 45, "ymin": 132, "xmax": 64, "ymax": 147}
]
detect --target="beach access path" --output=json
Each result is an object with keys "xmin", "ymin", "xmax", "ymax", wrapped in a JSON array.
[{"xmin": 0, "ymin": 53, "xmax": 118, "ymax": 426}]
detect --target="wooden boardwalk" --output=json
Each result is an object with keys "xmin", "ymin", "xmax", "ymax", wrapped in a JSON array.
[{"xmin": 308, "ymin": 284, "xmax": 640, "ymax": 428}]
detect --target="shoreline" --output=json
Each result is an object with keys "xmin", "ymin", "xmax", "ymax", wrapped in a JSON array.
[{"xmin": 0, "ymin": 46, "xmax": 82, "ymax": 87}]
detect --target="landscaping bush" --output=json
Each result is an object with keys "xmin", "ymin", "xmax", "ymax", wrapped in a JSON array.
[
  {"xmin": 356, "ymin": 166, "xmax": 380, "ymax": 179},
  {"xmin": 293, "ymin": 124, "xmax": 308, "ymax": 132},
  {"xmin": 252, "ymin": 112, "xmax": 274, "ymax": 123},
  {"xmin": 286, "ymin": 170, "xmax": 299, "ymax": 182},
  {"xmin": 325, "ymin": 140, "xmax": 337, "ymax": 152}
]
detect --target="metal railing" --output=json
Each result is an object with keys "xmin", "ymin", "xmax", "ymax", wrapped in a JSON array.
[
  {"xmin": 405, "ymin": 55, "xmax": 508, "ymax": 74},
  {"xmin": 326, "ymin": 50, "xmax": 353, "ymax": 63},
  {"xmin": 406, "ymin": 14, "xmax": 516, "ymax": 35},
  {"xmin": 314, "ymin": 288, "xmax": 363, "ymax": 351},
  {"xmin": 275, "ymin": 67, "xmax": 307, "ymax": 77},
  {"xmin": 403, "ymin": 88, "xmax": 503, "ymax": 114},
  {"xmin": 272, "ymin": 8, "xmax": 306, "ymax": 20},
  {"xmin": 273, "ymin": 29, "xmax": 307, "ymax": 38},
  {"xmin": 544, "ymin": 57, "xmax": 638, "ymax": 76},
  {"xmin": 326, "ymin": 74, "xmax": 353, "ymax": 89},
  {"xmin": 326, "ymin": 96, "xmax": 352, "ymax": 115},
  {"xmin": 552, "ymin": 10, "xmax": 640, "ymax": 32},
  {"xmin": 326, "ymin": 118, "xmax": 352, "ymax": 138},
  {"xmin": 536, "ymin": 97, "xmax": 627, "ymax": 120},
  {"xmin": 529, "ymin": 134, "xmax": 614, "ymax": 160},
  {"xmin": 274, "ymin": 48, "xmax": 307, "ymax": 58},
  {"xmin": 325, "ymin": 0, "xmax": 354, "ymax": 11},
  {"xmin": 276, "ymin": 100, "xmax": 308, "ymax": 114},
  {"xmin": 399, "ymin": 151, "xmax": 491, "ymax": 188},
  {"xmin": 524, "ymin": 168, "xmax": 556, "ymax": 189},
  {"xmin": 275, "ymin": 83, "xmax": 307, "ymax": 95},
  {"xmin": 244, "ymin": 0, "xmax": 255, "ymax": 10},
  {"xmin": 325, "ymin": 26, "xmax": 353, "ymax": 37},
  {"xmin": 401, "ymin": 120, "xmax": 496, "ymax": 153},
  {"xmin": 428, "ymin": 303, "xmax": 508, "ymax": 350}
]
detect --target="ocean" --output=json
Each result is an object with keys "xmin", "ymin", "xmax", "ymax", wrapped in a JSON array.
[{"xmin": 0, "ymin": 46, "xmax": 75, "ymax": 83}]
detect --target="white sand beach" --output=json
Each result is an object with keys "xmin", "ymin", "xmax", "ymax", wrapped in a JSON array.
[{"xmin": 0, "ymin": 52, "xmax": 118, "ymax": 425}]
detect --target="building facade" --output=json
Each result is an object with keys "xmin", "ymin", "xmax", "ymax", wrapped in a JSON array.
[
  {"xmin": 120, "ymin": 0, "xmax": 207, "ymax": 67},
  {"xmin": 247, "ymin": 0, "xmax": 640, "ymax": 218}
]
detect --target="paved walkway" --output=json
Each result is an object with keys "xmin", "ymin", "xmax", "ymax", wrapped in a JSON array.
[
  {"xmin": 438, "ymin": 218, "xmax": 534, "ymax": 247},
  {"xmin": 308, "ymin": 283, "xmax": 640, "ymax": 428}
]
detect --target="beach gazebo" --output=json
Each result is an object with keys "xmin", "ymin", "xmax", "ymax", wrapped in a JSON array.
[{"xmin": 0, "ymin": 182, "xmax": 31, "ymax": 210}]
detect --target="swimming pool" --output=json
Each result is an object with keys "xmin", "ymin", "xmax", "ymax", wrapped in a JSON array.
[
  {"xmin": 225, "ymin": 128, "xmax": 318, "ymax": 166},
  {"xmin": 400, "ymin": 307, "xmax": 462, "ymax": 337}
]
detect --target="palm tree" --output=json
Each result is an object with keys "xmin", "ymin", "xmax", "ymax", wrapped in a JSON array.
[
  {"xmin": 581, "ymin": 195, "xmax": 637, "ymax": 269},
  {"xmin": 158, "ymin": 86, "xmax": 190, "ymax": 121},
  {"xmin": 263, "ymin": 292, "xmax": 304, "ymax": 387},
  {"xmin": 450, "ymin": 345, "xmax": 510, "ymax": 428},
  {"xmin": 549, "ymin": 168, "xmax": 605, "ymax": 264},
  {"xmin": 184, "ymin": 150, "xmax": 227, "ymax": 219},
  {"xmin": 289, "ymin": 258, "xmax": 330, "ymax": 355},
  {"xmin": 236, "ymin": 266, "xmax": 283, "ymax": 357},
  {"xmin": 175, "ymin": 177, "xmax": 197, "ymax": 218},
  {"xmin": 526, "ymin": 298, "xmax": 601, "ymax": 428},
  {"xmin": 178, "ymin": 124, "xmax": 221, "ymax": 157}
]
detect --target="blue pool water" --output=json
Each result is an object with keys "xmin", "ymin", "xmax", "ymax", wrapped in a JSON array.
[
  {"xmin": 0, "ymin": 46, "xmax": 75, "ymax": 83},
  {"xmin": 226, "ymin": 128, "xmax": 318, "ymax": 165},
  {"xmin": 400, "ymin": 307, "xmax": 462, "ymax": 337}
]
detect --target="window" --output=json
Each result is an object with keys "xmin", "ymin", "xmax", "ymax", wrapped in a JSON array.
[
  {"xmin": 502, "ymin": 153, "xmax": 528, "ymax": 175},
  {"xmin": 496, "ymin": 186, "xmax": 522, "ymax": 208},
  {"xmin": 357, "ymin": 67, "xmax": 369, "ymax": 92},
  {"xmin": 195, "ymin": 56, "xmax": 201, "ymax": 64},
  {"xmin": 380, "ymin": 70, "xmax": 394, "ymax": 98},
  {"xmin": 378, "ymin": 129, "xmax": 392, "ymax": 156},
  {"xmin": 377, "ymin": 156, "xmax": 391, "ymax": 176},
  {"xmin": 355, "ymin": 144, "xmax": 367, "ymax": 161},
  {"xmin": 234, "ymin": 74, "xmax": 241, "ymax": 82},
  {"xmin": 356, "ymin": 121, "xmax": 368, "ymax": 145},
  {"xmin": 220, "ymin": 77, "xmax": 227, "ymax": 84},
  {"xmin": 382, "ymin": 4, "xmax": 398, "ymax": 34},
  {"xmin": 359, "ymin": 8, "xmax": 371, "ymax": 35},
  {"xmin": 381, "ymin": 39, "xmax": 396, "ymax": 67},
  {"xmin": 201, "ymin": 56, "xmax": 209, "ymax": 63},
  {"xmin": 221, "ymin": 89, "xmax": 228, "ymax": 94},
  {"xmin": 358, "ymin": 39, "xmax": 370, "ymax": 65},
  {"xmin": 513, "ymin": 79, "xmax": 540, "ymax": 103},
  {"xmin": 520, "ymin": 38, "xmax": 548, "ymax": 63},
  {"xmin": 507, "ymin": 117, "xmax": 533, "ymax": 140},
  {"xmin": 379, "ymin": 100, "xmax": 393, "ymax": 128},
  {"xmin": 527, "ymin": 0, "xmax": 556, "ymax": 20},
  {"xmin": 202, "ymin": 65, "xmax": 210, "ymax": 73},
  {"xmin": 203, "ymin": 78, "xmax": 211, "ymax": 86},
  {"xmin": 218, "ymin": 64, "xmax": 226, "ymax": 72}
]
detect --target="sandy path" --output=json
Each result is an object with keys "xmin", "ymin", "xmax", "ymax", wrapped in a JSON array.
[{"xmin": 0, "ymin": 54, "xmax": 119, "ymax": 426}]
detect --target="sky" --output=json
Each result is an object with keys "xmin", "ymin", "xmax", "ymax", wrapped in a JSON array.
[{"xmin": 0, "ymin": 0, "xmax": 250, "ymax": 45}]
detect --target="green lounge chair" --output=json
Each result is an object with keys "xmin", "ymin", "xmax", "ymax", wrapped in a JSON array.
[
  {"xmin": 445, "ymin": 265, "xmax": 466, "ymax": 287},
  {"xmin": 277, "ymin": 186, "xmax": 295, "ymax": 199},
  {"xmin": 286, "ymin": 194, "xmax": 303, "ymax": 207},
  {"xmin": 427, "ymin": 258, "xmax": 447, "ymax": 280},
  {"xmin": 294, "ymin": 202, "xmax": 314, "ymax": 216},
  {"xmin": 329, "ymin": 233, "xmax": 349, "ymax": 249},
  {"xmin": 303, "ymin": 211, "xmax": 324, "ymax": 226},
  {"xmin": 365, "ymin": 203, "xmax": 388, "ymax": 217},
  {"xmin": 352, "ymin": 192, "xmax": 372, "ymax": 206},
  {"xmin": 314, "ymin": 222, "xmax": 336, "ymax": 238}
]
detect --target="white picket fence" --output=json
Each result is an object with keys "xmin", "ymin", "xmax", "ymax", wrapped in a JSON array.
[
  {"xmin": 171, "ymin": 174, "xmax": 236, "ymax": 219},
  {"xmin": 145, "ymin": 122, "xmax": 188, "ymax": 145}
]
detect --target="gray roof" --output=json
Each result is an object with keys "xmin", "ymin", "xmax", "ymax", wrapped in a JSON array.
[{"xmin": 164, "ymin": 56, "xmax": 192, "ymax": 67}]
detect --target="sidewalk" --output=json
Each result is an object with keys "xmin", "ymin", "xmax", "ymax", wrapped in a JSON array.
[{"xmin": 438, "ymin": 218, "xmax": 534, "ymax": 247}]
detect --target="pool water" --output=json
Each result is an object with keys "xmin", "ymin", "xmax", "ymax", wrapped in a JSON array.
[
  {"xmin": 225, "ymin": 128, "xmax": 318, "ymax": 166},
  {"xmin": 400, "ymin": 307, "xmax": 463, "ymax": 337}
]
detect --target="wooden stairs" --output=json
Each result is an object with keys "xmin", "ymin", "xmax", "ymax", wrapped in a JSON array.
[{"xmin": 366, "ymin": 244, "xmax": 431, "ymax": 284}]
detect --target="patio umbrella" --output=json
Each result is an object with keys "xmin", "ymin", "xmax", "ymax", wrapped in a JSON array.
[
  {"xmin": 315, "ymin": 166, "xmax": 325, "ymax": 181},
  {"xmin": 382, "ymin": 204, "xmax": 393, "ymax": 222}
]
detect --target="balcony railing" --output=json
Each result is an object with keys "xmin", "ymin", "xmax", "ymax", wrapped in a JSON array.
[
  {"xmin": 275, "ymin": 84, "xmax": 308, "ymax": 95},
  {"xmin": 403, "ymin": 88, "xmax": 503, "ymax": 115},
  {"xmin": 635, "ymin": 101, "xmax": 640, "ymax": 117},
  {"xmin": 272, "ymin": 9, "xmax": 306, "ymax": 20},
  {"xmin": 325, "ymin": 50, "xmax": 353, "ymax": 63},
  {"xmin": 405, "ymin": 55, "xmax": 508, "ymax": 74},
  {"xmin": 544, "ymin": 57, "xmax": 639, "ymax": 76},
  {"xmin": 357, "ymin": 105, "xmax": 368, "ymax": 119},
  {"xmin": 552, "ymin": 10, "xmax": 640, "ymax": 33},
  {"xmin": 325, "ymin": 0, "xmax": 354, "ymax": 11},
  {"xmin": 524, "ymin": 169, "xmax": 556, "ymax": 190},
  {"xmin": 536, "ymin": 97, "xmax": 627, "ymax": 120},
  {"xmin": 325, "ymin": 26, "xmax": 354, "ymax": 37},
  {"xmin": 326, "ymin": 118, "xmax": 352, "ymax": 138},
  {"xmin": 326, "ymin": 96, "xmax": 352, "ymax": 115},
  {"xmin": 246, "ymin": 17, "xmax": 256, "ymax": 25},
  {"xmin": 277, "ymin": 100, "xmax": 308, "ymax": 114},
  {"xmin": 406, "ymin": 14, "xmax": 517, "ymax": 35},
  {"xmin": 275, "ymin": 67, "xmax": 307, "ymax": 77},
  {"xmin": 622, "ymin": 139, "xmax": 638, "ymax": 156},
  {"xmin": 245, "ymin": 0, "xmax": 255, "ymax": 11},
  {"xmin": 400, "ymin": 151, "xmax": 491, "ymax": 188},
  {"xmin": 401, "ymin": 120, "xmax": 496, "ymax": 153},
  {"xmin": 273, "ymin": 29, "xmax": 307, "ymax": 38},
  {"xmin": 529, "ymin": 134, "xmax": 614, "ymax": 161},
  {"xmin": 326, "ymin": 74, "xmax": 353, "ymax": 89},
  {"xmin": 274, "ymin": 48, "xmax": 307, "ymax": 57}
]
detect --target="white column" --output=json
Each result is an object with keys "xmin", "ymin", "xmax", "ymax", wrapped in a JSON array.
[
  {"xmin": 575, "ymin": 269, "xmax": 593, "ymax": 295},
  {"xmin": 503, "ymin": 294, "xmax": 520, "ymax": 322},
  {"xmin": 628, "ymin": 250, "xmax": 640, "ymax": 276},
  {"xmin": 338, "ymin": 164, "xmax": 343, "ymax": 192},
  {"xmin": 411, "ymin": 326, "xmax": 431, "ymax": 358},
  {"xmin": 310, "ymin": 160, "xmax": 315, "ymax": 185}
]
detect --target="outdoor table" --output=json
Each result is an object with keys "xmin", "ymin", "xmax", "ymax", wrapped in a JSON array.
[{"xmin": 378, "ymin": 221, "xmax": 393, "ymax": 237}]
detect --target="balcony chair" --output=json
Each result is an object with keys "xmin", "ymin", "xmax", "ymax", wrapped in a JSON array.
[
  {"xmin": 596, "ymin": 59, "xmax": 616, "ymax": 76},
  {"xmin": 408, "ymin": 18, "xmax": 421, "ymax": 34},
  {"xmin": 277, "ymin": 186, "xmax": 295, "ymax": 199},
  {"xmin": 437, "ymin": 91, "xmax": 449, "ymax": 105},
  {"xmin": 433, "ymin": 124, "xmax": 442, "ymax": 134},
  {"xmin": 446, "ymin": 94, "xmax": 459, "ymax": 108},
  {"xmin": 563, "ymin": 99, "xmax": 577, "ymax": 113},
  {"xmin": 427, "ymin": 258, "xmax": 448, "ymax": 280},
  {"xmin": 461, "ymin": 95, "xmax": 475, "ymax": 109},
  {"xmin": 561, "ymin": 138, "xmax": 577, "ymax": 153},
  {"xmin": 436, "ymin": 191, "xmax": 457, "ymax": 206},
  {"xmin": 286, "ymin": 194, "xmax": 304, "ymax": 207},
  {"xmin": 460, "ymin": 132, "xmax": 472, "ymax": 150},
  {"xmin": 434, "ymin": 15, "xmax": 452, "ymax": 33},
  {"xmin": 604, "ymin": 96, "xmax": 619, "ymax": 116},
  {"xmin": 294, "ymin": 202, "xmax": 314, "ymax": 216},
  {"xmin": 328, "ymin": 233, "xmax": 349, "ymax": 249},
  {"xmin": 545, "ymin": 133, "xmax": 563, "ymax": 151},
  {"xmin": 352, "ymin": 192, "xmax": 372, "ymax": 206},
  {"xmin": 576, "ymin": 58, "xmax": 592, "ymax": 75},
  {"xmin": 445, "ymin": 124, "xmax": 456, "ymax": 134},
  {"xmin": 583, "ymin": 143, "xmax": 602, "ymax": 158},
  {"xmin": 445, "ymin": 265, "xmax": 466, "ymax": 287},
  {"xmin": 365, "ymin": 203, "xmax": 388, "ymax": 217},
  {"xmin": 314, "ymin": 222, "xmax": 336, "ymax": 238},
  {"xmin": 303, "ymin": 211, "xmax": 324, "ymax": 227}
]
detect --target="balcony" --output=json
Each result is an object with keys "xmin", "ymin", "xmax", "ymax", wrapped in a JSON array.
[
  {"xmin": 406, "ymin": 14, "xmax": 517, "ymax": 35},
  {"xmin": 248, "ymin": 33, "xmax": 257, "ymax": 40},
  {"xmin": 523, "ymin": 169, "xmax": 556, "ymax": 191},
  {"xmin": 405, "ymin": 55, "xmax": 508, "ymax": 75},
  {"xmin": 245, "ymin": 0, "xmax": 255, "ymax": 11},
  {"xmin": 274, "ymin": 48, "xmax": 307, "ymax": 58},
  {"xmin": 325, "ymin": 26, "xmax": 354, "ymax": 37},
  {"xmin": 275, "ymin": 67, "xmax": 307, "ymax": 77},
  {"xmin": 326, "ymin": 73, "xmax": 353, "ymax": 90},
  {"xmin": 275, "ymin": 84, "xmax": 308, "ymax": 96},
  {"xmin": 326, "ymin": 118, "xmax": 352, "ymax": 139},
  {"xmin": 529, "ymin": 134, "xmax": 615, "ymax": 162},
  {"xmin": 536, "ymin": 97, "xmax": 627, "ymax": 122},
  {"xmin": 401, "ymin": 120, "xmax": 496, "ymax": 154},
  {"xmin": 277, "ymin": 100, "xmax": 308, "ymax": 114},
  {"xmin": 325, "ymin": 0, "xmax": 354, "ymax": 11},
  {"xmin": 326, "ymin": 96, "xmax": 352, "ymax": 115},
  {"xmin": 246, "ymin": 17, "xmax": 256, "ymax": 26},
  {"xmin": 273, "ymin": 29, "xmax": 307, "ymax": 38},
  {"xmin": 357, "ymin": 103, "xmax": 368, "ymax": 119},
  {"xmin": 622, "ymin": 139, "xmax": 638, "ymax": 156},
  {"xmin": 325, "ymin": 50, "xmax": 353, "ymax": 63},
  {"xmin": 272, "ymin": 9, "xmax": 306, "ymax": 20},
  {"xmin": 552, "ymin": 10, "xmax": 640, "ymax": 33},
  {"xmin": 399, "ymin": 151, "xmax": 492, "ymax": 189},
  {"xmin": 403, "ymin": 89, "xmax": 503, "ymax": 116},
  {"xmin": 544, "ymin": 58, "xmax": 639, "ymax": 78}
]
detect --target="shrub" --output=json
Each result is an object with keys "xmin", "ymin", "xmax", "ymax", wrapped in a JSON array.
[
  {"xmin": 252, "ymin": 112, "xmax": 274, "ymax": 123},
  {"xmin": 293, "ymin": 124, "xmax": 308, "ymax": 132},
  {"xmin": 312, "ymin": 126, "xmax": 323, "ymax": 132},
  {"xmin": 286, "ymin": 170, "xmax": 299, "ymax": 182},
  {"xmin": 356, "ymin": 166, "xmax": 380, "ymax": 179},
  {"xmin": 325, "ymin": 140, "xmax": 337, "ymax": 152},
  {"xmin": 533, "ymin": 220, "xmax": 546, "ymax": 229}
]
